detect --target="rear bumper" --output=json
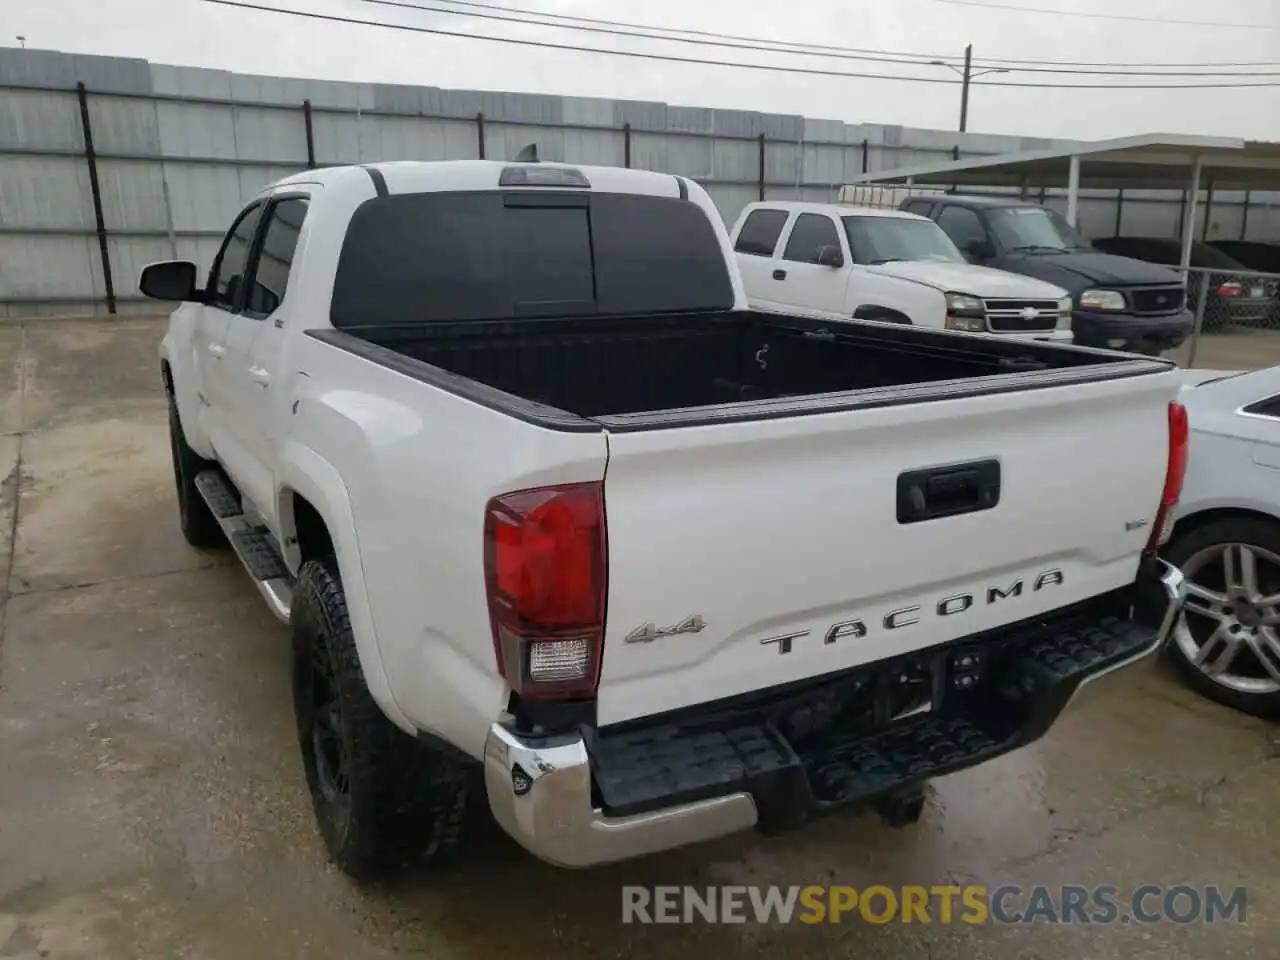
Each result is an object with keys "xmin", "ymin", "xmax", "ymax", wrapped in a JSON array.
[
  {"xmin": 1221, "ymin": 298, "xmax": 1274, "ymax": 324},
  {"xmin": 1072, "ymin": 309, "xmax": 1193, "ymax": 350},
  {"xmin": 484, "ymin": 557, "xmax": 1185, "ymax": 869}
]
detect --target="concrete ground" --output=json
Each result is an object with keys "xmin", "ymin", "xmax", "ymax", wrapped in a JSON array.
[
  {"xmin": 1166, "ymin": 325, "xmax": 1280, "ymax": 371},
  {"xmin": 1, "ymin": 318, "xmax": 1277, "ymax": 960}
]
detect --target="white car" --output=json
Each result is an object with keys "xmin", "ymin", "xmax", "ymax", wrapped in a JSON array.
[
  {"xmin": 728, "ymin": 201, "xmax": 1075, "ymax": 342},
  {"xmin": 140, "ymin": 159, "xmax": 1185, "ymax": 879},
  {"xmin": 1163, "ymin": 366, "xmax": 1280, "ymax": 719}
]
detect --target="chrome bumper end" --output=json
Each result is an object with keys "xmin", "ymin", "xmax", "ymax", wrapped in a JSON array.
[
  {"xmin": 1066, "ymin": 557, "xmax": 1186, "ymax": 710},
  {"xmin": 483, "ymin": 723, "xmax": 758, "ymax": 869}
]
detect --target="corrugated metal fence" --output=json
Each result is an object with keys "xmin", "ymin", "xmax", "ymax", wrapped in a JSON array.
[{"xmin": 1, "ymin": 46, "xmax": 1277, "ymax": 317}]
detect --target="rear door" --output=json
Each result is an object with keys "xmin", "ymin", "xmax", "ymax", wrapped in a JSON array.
[
  {"xmin": 595, "ymin": 368, "xmax": 1180, "ymax": 725},
  {"xmin": 732, "ymin": 207, "xmax": 790, "ymax": 311},
  {"xmin": 772, "ymin": 212, "xmax": 850, "ymax": 318},
  {"xmin": 197, "ymin": 200, "xmax": 262, "ymax": 480},
  {"xmin": 236, "ymin": 194, "xmax": 313, "ymax": 518}
]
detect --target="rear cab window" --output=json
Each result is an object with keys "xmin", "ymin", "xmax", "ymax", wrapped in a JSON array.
[
  {"xmin": 330, "ymin": 191, "xmax": 735, "ymax": 326},
  {"xmin": 734, "ymin": 208, "xmax": 789, "ymax": 257}
]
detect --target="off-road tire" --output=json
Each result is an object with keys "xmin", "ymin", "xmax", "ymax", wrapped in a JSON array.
[
  {"xmin": 167, "ymin": 397, "xmax": 224, "ymax": 548},
  {"xmin": 1162, "ymin": 516, "xmax": 1280, "ymax": 721},
  {"xmin": 291, "ymin": 557, "xmax": 469, "ymax": 880}
]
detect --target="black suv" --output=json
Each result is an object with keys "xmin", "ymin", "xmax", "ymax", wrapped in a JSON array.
[
  {"xmin": 1092, "ymin": 237, "xmax": 1276, "ymax": 330},
  {"xmin": 901, "ymin": 195, "xmax": 1193, "ymax": 354}
]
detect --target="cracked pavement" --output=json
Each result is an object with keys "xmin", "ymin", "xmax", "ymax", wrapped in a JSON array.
[{"xmin": 0, "ymin": 317, "xmax": 1276, "ymax": 959}]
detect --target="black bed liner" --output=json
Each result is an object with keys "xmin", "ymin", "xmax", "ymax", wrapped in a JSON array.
[{"xmin": 308, "ymin": 310, "xmax": 1171, "ymax": 433}]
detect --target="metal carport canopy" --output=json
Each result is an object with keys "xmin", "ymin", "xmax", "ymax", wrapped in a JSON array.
[{"xmin": 844, "ymin": 133, "xmax": 1280, "ymax": 270}]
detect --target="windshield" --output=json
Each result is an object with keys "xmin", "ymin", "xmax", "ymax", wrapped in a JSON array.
[
  {"xmin": 842, "ymin": 215, "xmax": 966, "ymax": 265},
  {"xmin": 988, "ymin": 207, "xmax": 1086, "ymax": 253}
]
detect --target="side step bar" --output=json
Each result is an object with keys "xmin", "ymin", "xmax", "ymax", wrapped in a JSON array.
[{"xmin": 194, "ymin": 470, "xmax": 293, "ymax": 623}]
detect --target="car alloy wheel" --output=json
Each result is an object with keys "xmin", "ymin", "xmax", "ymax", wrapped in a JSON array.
[{"xmin": 1174, "ymin": 541, "xmax": 1280, "ymax": 696}]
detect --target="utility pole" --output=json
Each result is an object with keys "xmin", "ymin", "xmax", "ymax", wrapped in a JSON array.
[
  {"xmin": 959, "ymin": 43, "xmax": 973, "ymax": 133},
  {"xmin": 931, "ymin": 46, "xmax": 1008, "ymax": 134}
]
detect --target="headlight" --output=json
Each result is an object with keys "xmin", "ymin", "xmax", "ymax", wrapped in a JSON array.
[
  {"xmin": 945, "ymin": 292, "xmax": 986, "ymax": 332},
  {"xmin": 946, "ymin": 292, "xmax": 985, "ymax": 315},
  {"xmin": 1058, "ymin": 296, "xmax": 1073, "ymax": 316},
  {"xmin": 1079, "ymin": 289, "xmax": 1126, "ymax": 311}
]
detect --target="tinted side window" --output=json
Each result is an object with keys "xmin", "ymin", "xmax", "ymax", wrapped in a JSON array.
[
  {"xmin": 734, "ymin": 209, "xmax": 789, "ymax": 256},
  {"xmin": 245, "ymin": 198, "xmax": 309, "ymax": 317},
  {"xmin": 902, "ymin": 200, "xmax": 934, "ymax": 216},
  {"xmin": 209, "ymin": 203, "xmax": 262, "ymax": 312},
  {"xmin": 330, "ymin": 191, "xmax": 734, "ymax": 327},
  {"xmin": 936, "ymin": 206, "xmax": 988, "ymax": 250},
  {"xmin": 782, "ymin": 214, "xmax": 840, "ymax": 264},
  {"xmin": 1244, "ymin": 393, "xmax": 1280, "ymax": 419}
]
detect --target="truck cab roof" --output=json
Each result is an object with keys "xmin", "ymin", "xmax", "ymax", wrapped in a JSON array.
[
  {"xmin": 915, "ymin": 195, "xmax": 1038, "ymax": 210},
  {"xmin": 742, "ymin": 200, "xmax": 931, "ymax": 222},
  {"xmin": 267, "ymin": 159, "xmax": 693, "ymax": 202}
]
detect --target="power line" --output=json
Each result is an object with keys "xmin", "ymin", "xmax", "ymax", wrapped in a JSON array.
[
  {"xmin": 968, "ymin": 53, "xmax": 1280, "ymax": 68},
  {"xmin": 362, "ymin": 0, "xmax": 1280, "ymax": 76},
  {"xmin": 928, "ymin": 0, "xmax": 1277, "ymax": 30},
  {"xmin": 195, "ymin": 0, "xmax": 1280, "ymax": 89}
]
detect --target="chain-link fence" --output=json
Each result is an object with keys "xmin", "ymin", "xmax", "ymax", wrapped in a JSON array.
[{"xmin": 1171, "ymin": 265, "xmax": 1280, "ymax": 370}]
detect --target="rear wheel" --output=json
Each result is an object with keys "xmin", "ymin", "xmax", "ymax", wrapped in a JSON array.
[
  {"xmin": 291, "ymin": 557, "xmax": 469, "ymax": 879},
  {"xmin": 167, "ymin": 397, "xmax": 224, "ymax": 548},
  {"xmin": 1162, "ymin": 516, "xmax": 1280, "ymax": 720}
]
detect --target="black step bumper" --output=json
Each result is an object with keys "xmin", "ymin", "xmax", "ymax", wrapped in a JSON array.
[{"xmin": 483, "ymin": 557, "xmax": 1185, "ymax": 867}]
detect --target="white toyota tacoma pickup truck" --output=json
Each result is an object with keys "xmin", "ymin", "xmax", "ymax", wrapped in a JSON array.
[
  {"xmin": 143, "ymin": 159, "xmax": 1187, "ymax": 879},
  {"xmin": 730, "ymin": 201, "xmax": 1076, "ymax": 342}
]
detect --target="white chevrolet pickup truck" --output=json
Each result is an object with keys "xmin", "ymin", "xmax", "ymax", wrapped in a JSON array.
[
  {"xmin": 730, "ymin": 201, "xmax": 1076, "ymax": 342},
  {"xmin": 143, "ymin": 159, "xmax": 1187, "ymax": 880}
]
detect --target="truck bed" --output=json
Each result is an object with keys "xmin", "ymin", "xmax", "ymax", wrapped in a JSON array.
[{"xmin": 327, "ymin": 310, "xmax": 1137, "ymax": 423}]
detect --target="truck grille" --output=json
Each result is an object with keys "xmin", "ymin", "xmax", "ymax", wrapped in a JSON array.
[
  {"xmin": 983, "ymin": 298, "xmax": 1061, "ymax": 332},
  {"xmin": 1129, "ymin": 286, "xmax": 1185, "ymax": 315}
]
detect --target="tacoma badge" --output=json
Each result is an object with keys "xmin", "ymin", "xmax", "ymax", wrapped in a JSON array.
[{"xmin": 625, "ymin": 615, "xmax": 707, "ymax": 644}]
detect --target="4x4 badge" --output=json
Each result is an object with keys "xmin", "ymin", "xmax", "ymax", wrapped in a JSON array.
[{"xmin": 624, "ymin": 615, "xmax": 707, "ymax": 644}]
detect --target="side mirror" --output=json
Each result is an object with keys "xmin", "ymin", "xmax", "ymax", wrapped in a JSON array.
[
  {"xmin": 139, "ymin": 260, "xmax": 203, "ymax": 302},
  {"xmin": 965, "ymin": 239, "xmax": 994, "ymax": 262},
  {"xmin": 816, "ymin": 244, "xmax": 844, "ymax": 268}
]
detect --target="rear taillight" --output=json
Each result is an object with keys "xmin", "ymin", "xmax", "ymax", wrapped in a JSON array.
[
  {"xmin": 1217, "ymin": 282, "xmax": 1243, "ymax": 298},
  {"xmin": 1148, "ymin": 402, "xmax": 1189, "ymax": 550},
  {"xmin": 483, "ymin": 482, "xmax": 607, "ymax": 700}
]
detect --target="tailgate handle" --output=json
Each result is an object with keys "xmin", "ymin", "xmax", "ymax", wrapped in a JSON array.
[{"xmin": 897, "ymin": 459, "xmax": 1000, "ymax": 524}]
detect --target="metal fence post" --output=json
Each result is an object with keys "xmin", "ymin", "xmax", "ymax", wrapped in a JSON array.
[
  {"xmin": 623, "ymin": 122, "xmax": 631, "ymax": 168},
  {"xmin": 1186, "ymin": 270, "xmax": 1210, "ymax": 368},
  {"xmin": 476, "ymin": 112, "xmax": 486, "ymax": 160},
  {"xmin": 860, "ymin": 138, "xmax": 869, "ymax": 174},
  {"xmin": 758, "ymin": 133, "xmax": 766, "ymax": 201},
  {"xmin": 303, "ymin": 99, "xmax": 316, "ymax": 168},
  {"xmin": 76, "ymin": 82, "xmax": 116, "ymax": 315},
  {"xmin": 1241, "ymin": 190, "xmax": 1252, "ymax": 239},
  {"xmin": 1201, "ymin": 182, "xmax": 1214, "ymax": 240}
]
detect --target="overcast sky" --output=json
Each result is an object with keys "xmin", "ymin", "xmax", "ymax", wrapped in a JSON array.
[{"xmin": 10, "ymin": 0, "xmax": 1280, "ymax": 141}]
